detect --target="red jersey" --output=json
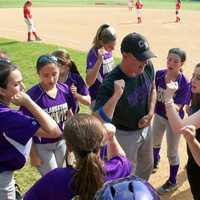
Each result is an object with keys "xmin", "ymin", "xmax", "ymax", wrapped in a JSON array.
[
  {"xmin": 23, "ymin": 6, "xmax": 32, "ymax": 19},
  {"xmin": 176, "ymin": 2, "xmax": 181, "ymax": 10},
  {"xmin": 135, "ymin": 2, "xmax": 143, "ymax": 9}
]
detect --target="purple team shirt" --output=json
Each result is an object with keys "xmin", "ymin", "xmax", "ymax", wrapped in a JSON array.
[
  {"xmin": 0, "ymin": 103, "xmax": 40, "ymax": 172},
  {"xmin": 20, "ymin": 82, "xmax": 76, "ymax": 144},
  {"xmin": 155, "ymin": 69, "xmax": 190, "ymax": 119},
  {"xmin": 24, "ymin": 155, "xmax": 132, "ymax": 200},
  {"xmin": 87, "ymin": 48, "xmax": 114, "ymax": 101},
  {"xmin": 64, "ymin": 72, "xmax": 89, "ymax": 113}
]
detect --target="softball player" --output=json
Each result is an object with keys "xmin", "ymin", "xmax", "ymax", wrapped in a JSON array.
[
  {"xmin": 23, "ymin": 0, "xmax": 41, "ymax": 41},
  {"xmin": 128, "ymin": 0, "xmax": 134, "ymax": 11},
  {"xmin": 175, "ymin": 0, "xmax": 181, "ymax": 23},
  {"xmin": 20, "ymin": 55, "xmax": 76, "ymax": 176},
  {"xmin": 152, "ymin": 48, "xmax": 190, "ymax": 194},
  {"xmin": 135, "ymin": 0, "xmax": 143, "ymax": 24},
  {"xmin": 165, "ymin": 63, "xmax": 200, "ymax": 200},
  {"xmin": 0, "ymin": 60, "xmax": 61, "ymax": 199},
  {"xmin": 86, "ymin": 24, "xmax": 116, "ymax": 108},
  {"xmin": 24, "ymin": 114, "xmax": 132, "ymax": 200},
  {"xmin": 52, "ymin": 49, "xmax": 91, "ymax": 113}
]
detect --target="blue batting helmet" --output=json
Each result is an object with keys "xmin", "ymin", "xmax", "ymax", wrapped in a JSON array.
[{"xmin": 94, "ymin": 175, "xmax": 160, "ymax": 200}]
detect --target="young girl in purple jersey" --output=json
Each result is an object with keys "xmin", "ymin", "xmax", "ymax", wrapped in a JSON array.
[
  {"xmin": 86, "ymin": 24, "xmax": 116, "ymax": 107},
  {"xmin": 0, "ymin": 60, "xmax": 61, "ymax": 199},
  {"xmin": 163, "ymin": 63, "xmax": 200, "ymax": 200},
  {"xmin": 152, "ymin": 48, "xmax": 190, "ymax": 194},
  {"xmin": 52, "ymin": 49, "xmax": 91, "ymax": 113},
  {"xmin": 24, "ymin": 113, "xmax": 132, "ymax": 200},
  {"xmin": 20, "ymin": 55, "xmax": 76, "ymax": 176}
]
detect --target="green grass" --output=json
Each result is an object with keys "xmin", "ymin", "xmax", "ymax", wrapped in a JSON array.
[
  {"xmin": 0, "ymin": 38, "xmax": 86, "ymax": 88},
  {"xmin": 0, "ymin": 0, "xmax": 200, "ymax": 10}
]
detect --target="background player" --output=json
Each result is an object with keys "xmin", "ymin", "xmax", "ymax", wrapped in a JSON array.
[
  {"xmin": 86, "ymin": 24, "xmax": 116, "ymax": 108},
  {"xmin": 23, "ymin": 0, "xmax": 41, "ymax": 41},
  {"xmin": 176, "ymin": 0, "xmax": 181, "ymax": 23},
  {"xmin": 135, "ymin": 0, "xmax": 143, "ymax": 24}
]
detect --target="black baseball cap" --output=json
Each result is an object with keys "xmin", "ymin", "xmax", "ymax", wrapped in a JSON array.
[{"xmin": 121, "ymin": 32, "xmax": 156, "ymax": 61}]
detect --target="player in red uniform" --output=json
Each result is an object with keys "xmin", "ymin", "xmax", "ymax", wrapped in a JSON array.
[
  {"xmin": 176, "ymin": 0, "xmax": 181, "ymax": 23},
  {"xmin": 23, "ymin": 0, "xmax": 41, "ymax": 42},
  {"xmin": 135, "ymin": 0, "xmax": 143, "ymax": 24}
]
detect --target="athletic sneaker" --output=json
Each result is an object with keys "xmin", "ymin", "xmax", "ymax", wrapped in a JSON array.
[
  {"xmin": 36, "ymin": 37, "xmax": 42, "ymax": 41},
  {"xmin": 152, "ymin": 159, "xmax": 160, "ymax": 174},
  {"xmin": 158, "ymin": 180, "xmax": 178, "ymax": 194}
]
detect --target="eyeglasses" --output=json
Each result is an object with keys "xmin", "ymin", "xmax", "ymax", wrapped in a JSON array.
[
  {"xmin": 0, "ymin": 58, "xmax": 11, "ymax": 65},
  {"xmin": 37, "ymin": 55, "xmax": 58, "ymax": 66}
]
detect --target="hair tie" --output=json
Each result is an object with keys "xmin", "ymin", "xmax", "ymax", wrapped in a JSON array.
[{"xmin": 79, "ymin": 149, "xmax": 93, "ymax": 157}]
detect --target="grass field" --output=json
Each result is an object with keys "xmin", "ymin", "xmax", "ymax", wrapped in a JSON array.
[
  {"xmin": 0, "ymin": 0, "xmax": 200, "ymax": 10},
  {"xmin": 0, "ymin": 38, "xmax": 87, "ymax": 88}
]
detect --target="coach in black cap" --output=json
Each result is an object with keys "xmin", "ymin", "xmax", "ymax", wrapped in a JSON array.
[{"xmin": 94, "ymin": 32, "xmax": 156, "ymax": 181}]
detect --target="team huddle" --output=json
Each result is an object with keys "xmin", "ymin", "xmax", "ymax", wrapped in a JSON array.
[{"xmin": 0, "ymin": 2, "xmax": 200, "ymax": 200}]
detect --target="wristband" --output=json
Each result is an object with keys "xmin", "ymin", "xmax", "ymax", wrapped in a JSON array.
[{"xmin": 98, "ymin": 107, "xmax": 112, "ymax": 123}]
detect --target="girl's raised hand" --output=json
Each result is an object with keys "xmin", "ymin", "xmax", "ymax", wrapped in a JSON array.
[
  {"xmin": 11, "ymin": 92, "xmax": 31, "ymax": 106},
  {"xmin": 164, "ymin": 81, "xmax": 178, "ymax": 104},
  {"xmin": 70, "ymin": 83, "xmax": 77, "ymax": 96},
  {"xmin": 180, "ymin": 125, "xmax": 196, "ymax": 142},
  {"xmin": 114, "ymin": 79, "xmax": 125, "ymax": 98},
  {"xmin": 97, "ymin": 47, "xmax": 105, "ymax": 63},
  {"xmin": 103, "ymin": 123, "xmax": 116, "ymax": 144}
]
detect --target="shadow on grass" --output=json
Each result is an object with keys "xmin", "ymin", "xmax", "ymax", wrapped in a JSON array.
[
  {"xmin": 117, "ymin": 21, "xmax": 139, "ymax": 25},
  {"xmin": 162, "ymin": 20, "xmax": 177, "ymax": 24},
  {"xmin": 0, "ymin": 41, "xmax": 19, "ymax": 46}
]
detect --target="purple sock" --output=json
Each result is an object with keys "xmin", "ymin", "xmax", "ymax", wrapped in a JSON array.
[
  {"xmin": 169, "ymin": 164, "xmax": 179, "ymax": 184},
  {"xmin": 153, "ymin": 147, "xmax": 160, "ymax": 162}
]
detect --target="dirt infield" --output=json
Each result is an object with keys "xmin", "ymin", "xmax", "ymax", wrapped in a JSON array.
[{"xmin": 1, "ymin": 6, "xmax": 200, "ymax": 199}]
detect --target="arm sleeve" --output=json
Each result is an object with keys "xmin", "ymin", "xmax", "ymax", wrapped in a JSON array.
[
  {"xmin": 104, "ymin": 156, "xmax": 132, "ymax": 182},
  {"xmin": 86, "ymin": 49, "xmax": 98, "ymax": 70},
  {"xmin": 24, "ymin": 172, "xmax": 55, "ymax": 200},
  {"xmin": 76, "ymin": 75, "xmax": 89, "ymax": 96},
  {"xmin": 174, "ymin": 78, "xmax": 190, "ymax": 105},
  {"xmin": 2, "ymin": 110, "xmax": 40, "ymax": 145}
]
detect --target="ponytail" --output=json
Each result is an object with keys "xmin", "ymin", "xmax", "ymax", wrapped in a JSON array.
[
  {"xmin": 92, "ymin": 24, "xmax": 116, "ymax": 49},
  {"xmin": 75, "ymin": 153, "xmax": 104, "ymax": 200},
  {"xmin": 63, "ymin": 114, "xmax": 105, "ymax": 200}
]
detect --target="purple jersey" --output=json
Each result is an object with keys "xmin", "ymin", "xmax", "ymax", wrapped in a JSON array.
[
  {"xmin": 87, "ymin": 48, "xmax": 114, "ymax": 101},
  {"xmin": 155, "ymin": 69, "xmax": 190, "ymax": 119},
  {"xmin": 65, "ymin": 72, "xmax": 89, "ymax": 113},
  {"xmin": 24, "ymin": 155, "xmax": 132, "ymax": 200},
  {"xmin": 0, "ymin": 103, "xmax": 40, "ymax": 172},
  {"xmin": 20, "ymin": 82, "xmax": 76, "ymax": 144}
]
